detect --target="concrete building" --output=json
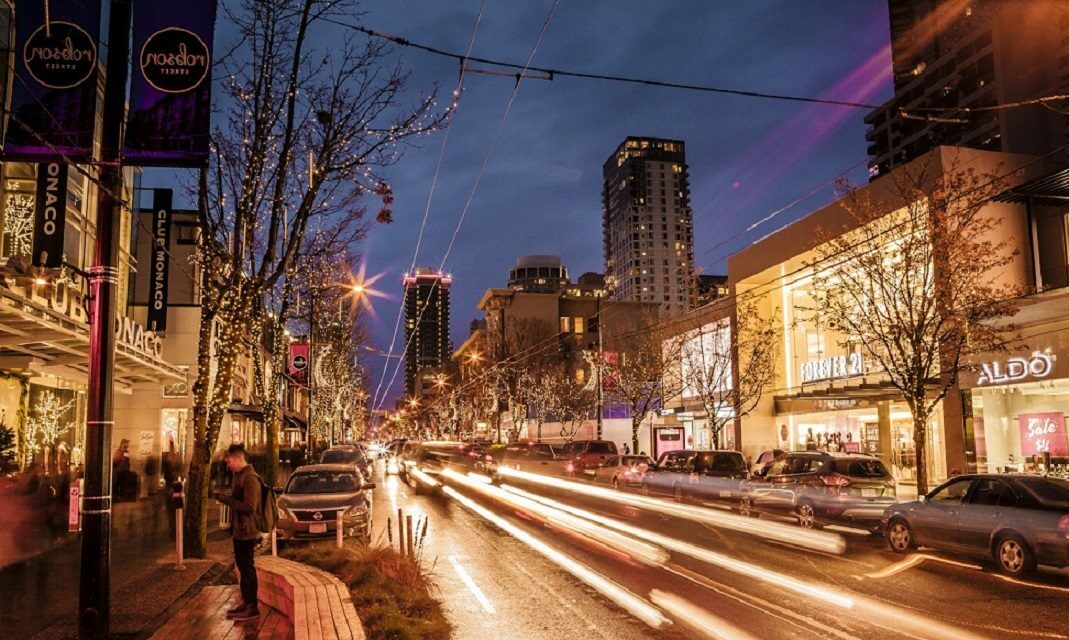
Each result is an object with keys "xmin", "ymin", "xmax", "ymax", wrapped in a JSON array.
[
  {"xmin": 865, "ymin": 0, "xmax": 1069, "ymax": 179},
  {"xmin": 508, "ymin": 255, "xmax": 569, "ymax": 292},
  {"xmin": 403, "ymin": 268, "xmax": 452, "ymax": 397},
  {"xmin": 602, "ymin": 137, "xmax": 695, "ymax": 314}
]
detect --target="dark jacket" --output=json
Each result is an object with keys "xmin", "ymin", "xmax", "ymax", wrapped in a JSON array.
[{"xmin": 219, "ymin": 465, "xmax": 262, "ymax": 540}]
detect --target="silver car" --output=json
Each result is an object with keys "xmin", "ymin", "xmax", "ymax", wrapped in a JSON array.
[
  {"xmin": 276, "ymin": 464, "xmax": 374, "ymax": 544},
  {"xmin": 883, "ymin": 474, "xmax": 1069, "ymax": 575}
]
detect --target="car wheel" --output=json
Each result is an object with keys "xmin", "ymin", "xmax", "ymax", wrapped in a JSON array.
[
  {"xmin": 995, "ymin": 534, "xmax": 1036, "ymax": 576},
  {"xmin": 738, "ymin": 496, "xmax": 754, "ymax": 518},
  {"xmin": 886, "ymin": 519, "xmax": 916, "ymax": 553},
  {"xmin": 796, "ymin": 500, "xmax": 821, "ymax": 530},
  {"xmin": 612, "ymin": 476, "xmax": 620, "ymax": 490}
]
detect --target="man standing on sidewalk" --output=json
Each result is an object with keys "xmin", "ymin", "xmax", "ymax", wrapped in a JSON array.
[{"xmin": 213, "ymin": 444, "xmax": 262, "ymax": 621}]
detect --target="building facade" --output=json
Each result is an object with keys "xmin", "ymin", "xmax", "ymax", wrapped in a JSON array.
[
  {"xmin": 602, "ymin": 137, "xmax": 695, "ymax": 315},
  {"xmin": 866, "ymin": 0, "xmax": 1069, "ymax": 179},
  {"xmin": 403, "ymin": 268, "xmax": 452, "ymax": 397}
]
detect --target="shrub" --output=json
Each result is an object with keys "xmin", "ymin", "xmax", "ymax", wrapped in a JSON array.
[{"xmin": 282, "ymin": 543, "xmax": 452, "ymax": 640}]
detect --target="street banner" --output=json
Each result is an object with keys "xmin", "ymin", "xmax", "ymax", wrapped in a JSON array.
[
  {"xmin": 32, "ymin": 162, "xmax": 68, "ymax": 267},
  {"xmin": 1018, "ymin": 412, "xmax": 1069, "ymax": 457},
  {"xmin": 289, "ymin": 343, "xmax": 310, "ymax": 386},
  {"xmin": 124, "ymin": 0, "xmax": 218, "ymax": 167},
  {"xmin": 3, "ymin": 0, "xmax": 102, "ymax": 162},
  {"xmin": 147, "ymin": 189, "xmax": 173, "ymax": 331}
]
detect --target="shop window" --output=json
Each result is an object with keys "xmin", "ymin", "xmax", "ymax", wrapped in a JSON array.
[
  {"xmin": 560, "ymin": 317, "xmax": 571, "ymax": 333},
  {"xmin": 806, "ymin": 332, "xmax": 825, "ymax": 359}
]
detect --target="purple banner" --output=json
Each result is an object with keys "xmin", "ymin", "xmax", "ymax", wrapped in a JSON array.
[
  {"xmin": 2, "ymin": 0, "xmax": 102, "ymax": 163},
  {"xmin": 124, "ymin": 0, "xmax": 217, "ymax": 167}
]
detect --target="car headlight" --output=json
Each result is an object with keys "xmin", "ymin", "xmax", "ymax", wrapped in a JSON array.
[{"xmin": 277, "ymin": 507, "xmax": 290, "ymax": 520}]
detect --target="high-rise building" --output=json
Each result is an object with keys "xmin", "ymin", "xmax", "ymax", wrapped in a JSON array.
[
  {"xmin": 508, "ymin": 255, "xmax": 570, "ymax": 292},
  {"xmin": 403, "ymin": 268, "xmax": 452, "ymax": 397},
  {"xmin": 602, "ymin": 137, "xmax": 695, "ymax": 314},
  {"xmin": 865, "ymin": 0, "xmax": 1069, "ymax": 179}
]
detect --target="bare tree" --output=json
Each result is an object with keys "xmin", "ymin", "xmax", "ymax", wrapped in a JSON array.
[
  {"xmin": 602, "ymin": 321, "xmax": 684, "ymax": 454},
  {"xmin": 185, "ymin": 0, "xmax": 444, "ymax": 557},
  {"xmin": 546, "ymin": 365, "xmax": 597, "ymax": 442},
  {"xmin": 809, "ymin": 163, "xmax": 1021, "ymax": 493},
  {"xmin": 678, "ymin": 301, "xmax": 779, "ymax": 450}
]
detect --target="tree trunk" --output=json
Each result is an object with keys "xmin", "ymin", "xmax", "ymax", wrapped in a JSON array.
[
  {"xmin": 631, "ymin": 415, "xmax": 641, "ymax": 456},
  {"xmin": 912, "ymin": 410, "xmax": 929, "ymax": 495},
  {"xmin": 183, "ymin": 440, "xmax": 212, "ymax": 558}
]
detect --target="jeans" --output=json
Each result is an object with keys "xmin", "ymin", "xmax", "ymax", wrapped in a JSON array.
[{"xmin": 233, "ymin": 538, "xmax": 259, "ymax": 607}]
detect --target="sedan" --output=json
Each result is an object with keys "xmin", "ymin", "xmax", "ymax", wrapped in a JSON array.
[
  {"xmin": 592, "ymin": 455, "xmax": 654, "ymax": 488},
  {"xmin": 276, "ymin": 464, "xmax": 374, "ymax": 544},
  {"xmin": 883, "ymin": 474, "xmax": 1069, "ymax": 575}
]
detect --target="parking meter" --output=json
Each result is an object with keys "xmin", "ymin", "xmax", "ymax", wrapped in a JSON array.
[{"xmin": 169, "ymin": 480, "xmax": 185, "ymax": 509}]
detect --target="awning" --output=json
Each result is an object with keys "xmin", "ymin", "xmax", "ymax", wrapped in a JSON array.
[
  {"xmin": 995, "ymin": 167, "xmax": 1069, "ymax": 206},
  {"xmin": 228, "ymin": 404, "xmax": 265, "ymax": 420},
  {"xmin": 282, "ymin": 411, "xmax": 307, "ymax": 431},
  {"xmin": 0, "ymin": 275, "xmax": 185, "ymax": 388}
]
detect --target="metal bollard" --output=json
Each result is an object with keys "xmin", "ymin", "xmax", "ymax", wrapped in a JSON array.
[
  {"xmin": 336, "ymin": 510, "xmax": 344, "ymax": 549},
  {"xmin": 406, "ymin": 514, "xmax": 414, "ymax": 557},
  {"xmin": 271, "ymin": 527, "xmax": 277, "ymax": 556},
  {"xmin": 219, "ymin": 503, "xmax": 231, "ymax": 528},
  {"xmin": 398, "ymin": 509, "xmax": 405, "ymax": 556},
  {"xmin": 175, "ymin": 508, "xmax": 186, "ymax": 571}
]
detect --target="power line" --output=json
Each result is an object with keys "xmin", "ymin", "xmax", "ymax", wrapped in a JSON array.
[
  {"xmin": 370, "ymin": 0, "xmax": 488, "ymax": 412},
  {"xmin": 373, "ymin": 0, "xmax": 562, "ymax": 413}
]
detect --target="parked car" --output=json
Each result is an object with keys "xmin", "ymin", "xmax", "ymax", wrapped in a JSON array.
[
  {"xmin": 592, "ymin": 455, "xmax": 654, "ymax": 488},
  {"xmin": 750, "ymin": 448, "xmax": 785, "ymax": 476},
  {"xmin": 558, "ymin": 440, "xmax": 618, "ymax": 476},
  {"xmin": 883, "ymin": 474, "xmax": 1069, "ymax": 576},
  {"xmin": 482, "ymin": 442, "xmax": 561, "ymax": 480},
  {"xmin": 320, "ymin": 446, "xmax": 370, "ymax": 480},
  {"xmin": 276, "ymin": 464, "xmax": 374, "ymax": 544},
  {"xmin": 743, "ymin": 451, "xmax": 897, "ymax": 530},
  {"xmin": 642, "ymin": 450, "xmax": 749, "ymax": 508}
]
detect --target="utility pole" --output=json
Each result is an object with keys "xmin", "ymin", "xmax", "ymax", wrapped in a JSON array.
[
  {"xmin": 308, "ymin": 286, "xmax": 318, "ymax": 455},
  {"xmin": 595, "ymin": 294, "xmax": 603, "ymax": 440},
  {"xmin": 80, "ymin": 1, "xmax": 133, "ymax": 638}
]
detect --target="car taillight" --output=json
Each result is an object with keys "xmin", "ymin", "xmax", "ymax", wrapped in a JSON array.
[
  {"xmin": 1058, "ymin": 514, "xmax": 1069, "ymax": 532},
  {"xmin": 821, "ymin": 473, "xmax": 852, "ymax": 487}
]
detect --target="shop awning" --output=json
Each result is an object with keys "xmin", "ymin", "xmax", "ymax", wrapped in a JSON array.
[
  {"xmin": 995, "ymin": 167, "xmax": 1069, "ymax": 206},
  {"xmin": 228, "ymin": 403, "xmax": 265, "ymax": 420},
  {"xmin": 282, "ymin": 410, "xmax": 307, "ymax": 431},
  {"xmin": 0, "ymin": 275, "xmax": 185, "ymax": 389}
]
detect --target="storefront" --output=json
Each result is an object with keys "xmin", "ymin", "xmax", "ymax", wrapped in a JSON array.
[{"xmin": 962, "ymin": 312, "xmax": 1069, "ymax": 478}]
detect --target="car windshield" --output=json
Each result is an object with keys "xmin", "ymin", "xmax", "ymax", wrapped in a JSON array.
[
  {"xmin": 286, "ymin": 471, "xmax": 359, "ymax": 494},
  {"xmin": 321, "ymin": 450, "xmax": 363, "ymax": 464},
  {"xmin": 832, "ymin": 458, "xmax": 889, "ymax": 478},
  {"xmin": 622, "ymin": 456, "xmax": 651, "ymax": 467},
  {"xmin": 1016, "ymin": 476, "xmax": 1069, "ymax": 504},
  {"xmin": 587, "ymin": 442, "xmax": 616, "ymax": 454}
]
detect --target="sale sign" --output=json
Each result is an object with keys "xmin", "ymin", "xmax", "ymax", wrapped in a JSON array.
[{"xmin": 1018, "ymin": 413, "xmax": 1069, "ymax": 457}]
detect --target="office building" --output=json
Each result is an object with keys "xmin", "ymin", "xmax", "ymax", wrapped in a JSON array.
[
  {"xmin": 403, "ymin": 268, "xmax": 452, "ymax": 397},
  {"xmin": 865, "ymin": 0, "xmax": 1069, "ymax": 178},
  {"xmin": 602, "ymin": 137, "xmax": 695, "ymax": 314}
]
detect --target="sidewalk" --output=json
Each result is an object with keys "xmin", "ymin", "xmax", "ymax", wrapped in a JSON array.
[{"xmin": 0, "ymin": 501, "xmax": 234, "ymax": 640}]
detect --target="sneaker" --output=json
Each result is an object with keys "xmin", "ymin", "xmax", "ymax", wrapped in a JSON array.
[
  {"xmin": 225, "ymin": 603, "xmax": 246, "ymax": 617},
  {"xmin": 231, "ymin": 606, "xmax": 260, "ymax": 622}
]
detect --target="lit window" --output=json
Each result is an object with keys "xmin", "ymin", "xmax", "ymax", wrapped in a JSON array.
[
  {"xmin": 574, "ymin": 317, "xmax": 585, "ymax": 334},
  {"xmin": 560, "ymin": 317, "xmax": 571, "ymax": 333}
]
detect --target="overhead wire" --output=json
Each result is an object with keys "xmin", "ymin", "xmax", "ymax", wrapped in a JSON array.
[{"xmin": 373, "ymin": 0, "xmax": 562, "ymax": 413}]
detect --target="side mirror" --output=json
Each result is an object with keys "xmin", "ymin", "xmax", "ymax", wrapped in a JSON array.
[
  {"xmin": 363, "ymin": 482, "xmax": 377, "ymax": 490},
  {"xmin": 917, "ymin": 494, "xmax": 927, "ymax": 504}
]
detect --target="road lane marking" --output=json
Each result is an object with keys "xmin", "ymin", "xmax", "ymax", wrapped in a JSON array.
[
  {"xmin": 991, "ymin": 573, "xmax": 1069, "ymax": 594},
  {"xmin": 448, "ymin": 555, "xmax": 496, "ymax": 614},
  {"xmin": 864, "ymin": 554, "xmax": 982, "ymax": 579}
]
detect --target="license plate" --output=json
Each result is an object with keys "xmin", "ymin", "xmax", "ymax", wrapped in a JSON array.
[
  {"xmin": 309, "ymin": 523, "xmax": 327, "ymax": 534},
  {"xmin": 861, "ymin": 488, "xmax": 877, "ymax": 498}
]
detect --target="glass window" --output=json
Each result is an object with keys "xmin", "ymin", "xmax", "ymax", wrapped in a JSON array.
[
  {"xmin": 286, "ymin": 472, "xmax": 359, "ymax": 494},
  {"xmin": 560, "ymin": 317, "xmax": 571, "ymax": 333},
  {"xmin": 587, "ymin": 442, "xmax": 616, "ymax": 454},
  {"xmin": 574, "ymin": 317, "xmax": 585, "ymax": 334},
  {"xmin": 970, "ymin": 478, "xmax": 1017, "ymax": 507},
  {"xmin": 711, "ymin": 453, "xmax": 746, "ymax": 474},
  {"xmin": 603, "ymin": 456, "xmax": 618, "ymax": 467},
  {"xmin": 832, "ymin": 459, "xmax": 890, "ymax": 478},
  {"xmin": 929, "ymin": 478, "xmax": 973, "ymax": 504},
  {"xmin": 765, "ymin": 458, "xmax": 788, "ymax": 477},
  {"xmin": 1017, "ymin": 476, "xmax": 1069, "ymax": 503}
]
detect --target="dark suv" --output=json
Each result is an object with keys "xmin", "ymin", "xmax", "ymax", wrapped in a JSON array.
[
  {"xmin": 642, "ymin": 450, "xmax": 749, "ymax": 509},
  {"xmin": 559, "ymin": 440, "xmax": 618, "ymax": 476},
  {"xmin": 743, "ymin": 451, "xmax": 897, "ymax": 530}
]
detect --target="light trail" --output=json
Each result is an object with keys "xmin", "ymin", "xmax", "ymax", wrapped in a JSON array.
[
  {"xmin": 449, "ymin": 555, "xmax": 497, "ymax": 615},
  {"xmin": 440, "ymin": 485, "xmax": 670, "ymax": 629},
  {"xmin": 496, "ymin": 467, "xmax": 846, "ymax": 554},
  {"xmin": 650, "ymin": 590, "xmax": 760, "ymax": 640},
  {"xmin": 503, "ymin": 485, "xmax": 990, "ymax": 640},
  {"xmin": 443, "ymin": 470, "xmax": 668, "ymax": 566}
]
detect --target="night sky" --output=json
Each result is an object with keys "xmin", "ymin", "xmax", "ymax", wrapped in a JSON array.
[
  {"xmin": 355, "ymin": 1, "xmax": 894, "ymax": 408},
  {"xmin": 149, "ymin": 1, "xmax": 896, "ymax": 408}
]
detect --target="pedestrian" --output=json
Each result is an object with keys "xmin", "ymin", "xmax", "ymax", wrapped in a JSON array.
[
  {"xmin": 622, "ymin": 443, "xmax": 631, "ymax": 455},
  {"xmin": 213, "ymin": 444, "xmax": 263, "ymax": 621}
]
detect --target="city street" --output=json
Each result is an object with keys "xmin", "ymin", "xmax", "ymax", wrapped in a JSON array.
[{"xmin": 368, "ymin": 460, "xmax": 1069, "ymax": 640}]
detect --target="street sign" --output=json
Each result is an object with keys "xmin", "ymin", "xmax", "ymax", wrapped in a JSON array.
[{"xmin": 69, "ymin": 483, "xmax": 81, "ymax": 533}]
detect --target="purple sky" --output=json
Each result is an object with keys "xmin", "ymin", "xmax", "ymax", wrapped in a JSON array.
[{"xmin": 356, "ymin": 1, "xmax": 894, "ymax": 408}]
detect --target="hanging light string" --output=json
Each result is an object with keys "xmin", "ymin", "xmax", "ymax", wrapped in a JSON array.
[{"xmin": 373, "ymin": 0, "xmax": 562, "ymax": 413}]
